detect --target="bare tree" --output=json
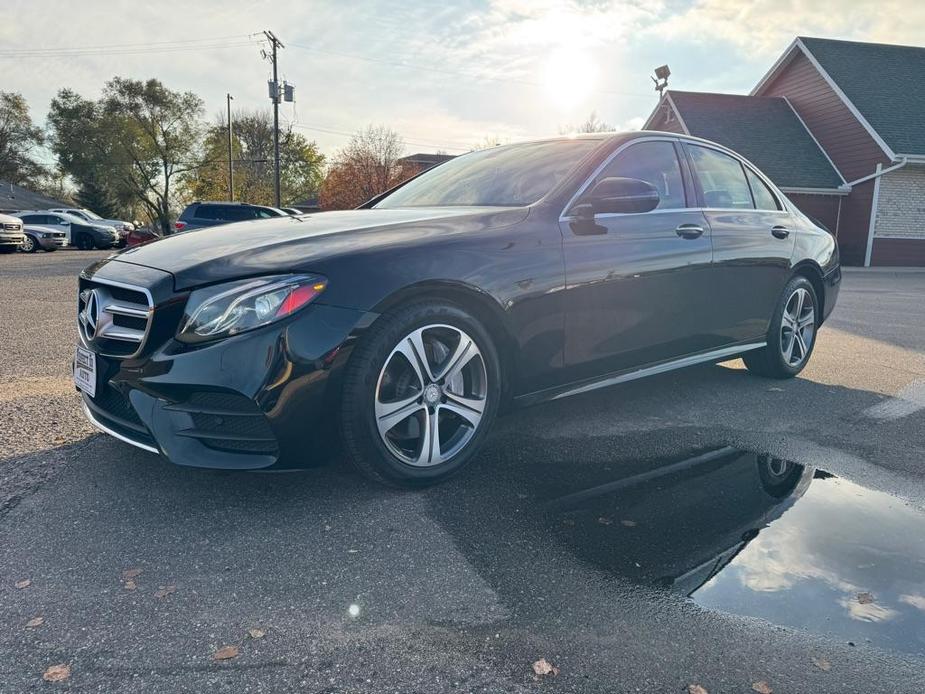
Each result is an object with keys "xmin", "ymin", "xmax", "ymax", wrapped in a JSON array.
[
  {"xmin": 560, "ymin": 111, "xmax": 615, "ymax": 134},
  {"xmin": 319, "ymin": 125, "xmax": 405, "ymax": 209}
]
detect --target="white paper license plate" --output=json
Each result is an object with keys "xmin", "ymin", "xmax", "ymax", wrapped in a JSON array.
[{"xmin": 74, "ymin": 346, "xmax": 97, "ymax": 398}]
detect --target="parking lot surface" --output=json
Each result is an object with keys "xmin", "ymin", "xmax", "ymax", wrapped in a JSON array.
[{"xmin": 2, "ymin": 250, "xmax": 925, "ymax": 692}]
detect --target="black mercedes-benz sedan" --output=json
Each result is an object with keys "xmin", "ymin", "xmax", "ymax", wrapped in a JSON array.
[{"xmin": 74, "ymin": 132, "xmax": 840, "ymax": 485}]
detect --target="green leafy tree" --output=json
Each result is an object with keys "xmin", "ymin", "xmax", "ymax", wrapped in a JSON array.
[
  {"xmin": 48, "ymin": 78, "xmax": 204, "ymax": 232},
  {"xmin": 184, "ymin": 110, "xmax": 324, "ymax": 206},
  {"xmin": 0, "ymin": 92, "xmax": 48, "ymax": 186}
]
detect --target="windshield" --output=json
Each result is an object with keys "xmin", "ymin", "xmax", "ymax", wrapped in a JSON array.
[
  {"xmin": 375, "ymin": 139, "xmax": 601, "ymax": 208},
  {"xmin": 81, "ymin": 209, "xmax": 103, "ymax": 220}
]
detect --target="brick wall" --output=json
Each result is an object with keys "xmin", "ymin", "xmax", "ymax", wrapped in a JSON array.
[{"xmin": 875, "ymin": 165, "xmax": 925, "ymax": 239}]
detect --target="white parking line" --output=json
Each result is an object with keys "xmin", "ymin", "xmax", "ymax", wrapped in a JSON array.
[{"xmin": 862, "ymin": 380, "xmax": 925, "ymax": 421}]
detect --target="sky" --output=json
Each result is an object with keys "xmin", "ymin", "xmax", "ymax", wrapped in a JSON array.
[{"xmin": 3, "ymin": 0, "xmax": 924, "ymax": 159}]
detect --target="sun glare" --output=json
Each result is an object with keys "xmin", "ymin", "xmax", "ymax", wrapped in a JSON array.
[{"xmin": 542, "ymin": 47, "xmax": 598, "ymax": 111}]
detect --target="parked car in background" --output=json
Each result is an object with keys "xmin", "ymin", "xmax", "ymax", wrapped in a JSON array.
[
  {"xmin": 49, "ymin": 208, "xmax": 135, "ymax": 246},
  {"xmin": 20, "ymin": 224, "xmax": 66, "ymax": 252},
  {"xmin": 174, "ymin": 201, "xmax": 286, "ymax": 232},
  {"xmin": 16, "ymin": 211, "xmax": 118, "ymax": 250},
  {"xmin": 76, "ymin": 133, "xmax": 840, "ymax": 486},
  {"xmin": 0, "ymin": 213, "xmax": 25, "ymax": 253},
  {"xmin": 125, "ymin": 226, "xmax": 160, "ymax": 248}
]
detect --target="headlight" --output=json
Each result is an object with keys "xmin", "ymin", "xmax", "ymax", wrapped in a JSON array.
[
  {"xmin": 42, "ymin": 232, "xmax": 52, "ymax": 238},
  {"xmin": 176, "ymin": 274, "xmax": 327, "ymax": 344}
]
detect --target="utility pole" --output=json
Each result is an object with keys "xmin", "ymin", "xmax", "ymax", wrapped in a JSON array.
[
  {"xmin": 226, "ymin": 93, "xmax": 234, "ymax": 201},
  {"xmin": 263, "ymin": 30, "xmax": 284, "ymax": 208}
]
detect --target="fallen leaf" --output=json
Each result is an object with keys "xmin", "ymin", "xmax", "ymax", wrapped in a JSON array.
[
  {"xmin": 531, "ymin": 658, "xmax": 559, "ymax": 676},
  {"xmin": 247, "ymin": 628, "xmax": 266, "ymax": 639},
  {"xmin": 597, "ymin": 516, "xmax": 612, "ymax": 526},
  {"xmin": 857, "ymin": 592, "xmax": 874, "ymax": 604},
  {"xmin": 124, "ymin": 580, "xmax": 137, "ymax": 591},
  {"xmin": 26, "ymin": 616, "xmax": 44, "ymax": 628},
  {"xmin": 621, "ymin": 519, "xmax": 637, "ymax": 527},
  {"xmin": 213, "ymin": 645, "xmax": 240, "ymax": 661},
  {"xmin": 751, "ymin": 682, "xmax": 772, "ymax": 694},
  {"xmin": 811, "ymin": 655, "xmax": 831, "ymax": 671},
  {"xmin": 122, "ymin": 568, "xmax": 142, "ymax": 580},
  {"xmin": 42, "ymin": 664, "xmax": 70, "ymax": 682},
  {"xmin": 15, "ymin": 579, "xmax": 31, "ymax": 589},
  {"xmin": 688, "ymin": 685, "xmax": 709, "ymax": 694},
  {"xmin": 154, "ymin": 585, "xmax": 176, "ymax": 599}
]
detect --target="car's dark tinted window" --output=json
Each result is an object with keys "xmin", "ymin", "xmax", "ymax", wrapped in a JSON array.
[
  {"xmin": 688, "ymin": 145, "xmax": 754, "ymax": 209},
  {"xmin": 375, "ymin": 139, "xmax": 601, "ymax": 208},
  {"xmin": 19, "ymin": 215, "xmax": 42, "ymax": 224},
  {"xmin": 745, "ymin": 168, "xmax": 780, "ymax": 211},
  {"xmin": 591, "ymin": 141, "xmax": 685, "ymax": 210}
]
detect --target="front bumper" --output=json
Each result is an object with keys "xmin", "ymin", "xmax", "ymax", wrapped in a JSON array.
[
  {"xmin": 79, "ymin": 300, "xmax": 372, "ymax": 470},
  {"xmin": 38, "ymin": 236, "xmax": 65, "ymax": 250}
]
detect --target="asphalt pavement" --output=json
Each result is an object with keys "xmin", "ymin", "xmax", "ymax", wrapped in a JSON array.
[{"xmin": 2, "ymin": 250, "xmax": 925, "ymax": 692}]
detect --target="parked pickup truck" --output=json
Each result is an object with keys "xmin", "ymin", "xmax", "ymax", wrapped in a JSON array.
[{"xmin": 0, "ymin": 213, "xmax": 25, "ymax": 253}]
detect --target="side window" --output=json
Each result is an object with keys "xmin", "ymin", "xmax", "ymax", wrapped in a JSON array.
[
  {"xmin": 591, "ymin": 141, "xmax": 686, "ymax": 210},
  {"xmin": 687, "ymin": 145, "xmax": 754, "ymax": 209},
  {"xmin": 745, "ymin": 168, "xmax": 780, "ymax": 211},
  {"xmin": 194, "ymin": 205, "xmax": 220, "ymax": 220},
  {"xmin": 223, "ymin": 206, "xmax": 254, "ymax": 221},
  {"xmin": 254, "ymin": 208, "xmax": 275, "ymax": 219}
]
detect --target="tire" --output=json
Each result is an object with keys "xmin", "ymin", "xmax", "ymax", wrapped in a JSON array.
[
  {"xmin": 75, "ymin": 233, "xmax": 95, "ymax": 250},
  {"xmin": 340, "ymin": 301, "xmax": 501, "ymax": 487},
  {"xmin": 744, "ymin": 275, "xmax": 818, "ymax": 379},
  {"xmin": 20, "ymin": 235, "xmax": 38, "ymax": 253}
]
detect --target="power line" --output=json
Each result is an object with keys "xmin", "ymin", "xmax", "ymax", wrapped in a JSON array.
[{"xmin": 0, "ymin": 36, "xmax": 260, "ymax": 59}]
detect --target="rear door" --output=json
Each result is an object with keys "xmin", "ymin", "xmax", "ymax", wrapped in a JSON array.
[
  {"xmin": 560, "ymin": 137, "xmax": 720, "ymax": 383},
  {"xmin": 683, "ymin": 143, "xmax": 796, "ymax": 343}
]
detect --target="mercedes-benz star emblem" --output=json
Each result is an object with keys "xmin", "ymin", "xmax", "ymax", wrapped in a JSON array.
[{"xmin": 84, "ymin": 289, "xmax": 101, "ymax": 339}]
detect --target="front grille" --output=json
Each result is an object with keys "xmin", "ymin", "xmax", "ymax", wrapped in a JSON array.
[
  {"xmin": 168, "ymin": 392, "xmax": 279, "ymax": 456},
  {"xmin": 78, "ymin": 279, "xmax": 153, "ymax": 358},
  {"xmin": 2, "ymin": 223, "xmax": 21, "ymax": 231}
]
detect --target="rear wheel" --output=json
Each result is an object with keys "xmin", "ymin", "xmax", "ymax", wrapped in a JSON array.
[
  {"xmin": 341, "ymin": 301, "xmax": 501, "ymax": 486},
  {"xmin": 744, "ymin": 276, "xmax": 818, "ymax": 378}
]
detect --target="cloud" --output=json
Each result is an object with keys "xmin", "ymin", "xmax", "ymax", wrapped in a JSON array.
[{"xmin": 657, "ymin": 0, "xmax": 925, "ymax": 58}]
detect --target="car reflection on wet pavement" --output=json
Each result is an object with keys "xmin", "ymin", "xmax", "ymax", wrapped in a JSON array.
[{"xmin": 543, "ymin": 447, "xmax": 925, "ymax": 654}]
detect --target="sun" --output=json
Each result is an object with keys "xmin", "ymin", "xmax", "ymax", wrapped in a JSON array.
[{"xmin": 542, "ymin": 47, "xmax": 598, "ymax": 111}]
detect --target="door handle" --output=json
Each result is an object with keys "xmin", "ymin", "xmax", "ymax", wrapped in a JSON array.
[
  {"xmin": 675, "ymin": 223, "xmax": 704, "ymax": 239},
  {"xmin": 771, "ymin": 225, "xmax": 790, "ymax": 239}
]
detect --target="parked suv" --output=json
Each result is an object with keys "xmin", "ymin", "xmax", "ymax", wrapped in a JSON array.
[
  {"xmin": 0, "ymin": 213, "xmax": 25, "ymax": 253},
  {"xmin": 16, "ymin": 211, "xmax": 118, "ymax": 249},
  {"xmin": 175, "ymin": 201, "xmax": 286, "ymax": 232}
]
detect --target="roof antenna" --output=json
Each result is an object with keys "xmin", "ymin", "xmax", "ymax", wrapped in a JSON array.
[{"xmin": 652, "ymin": 65, "xmax": 670, "ymax": 97}]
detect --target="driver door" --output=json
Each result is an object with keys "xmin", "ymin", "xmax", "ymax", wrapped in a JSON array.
[{"xmin": 559, "ymin": 138, "xmax": 720, "ymax": 383}]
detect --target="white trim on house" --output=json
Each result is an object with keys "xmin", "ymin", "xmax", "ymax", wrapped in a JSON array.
[
  {"xmin": 643, "ymin": 93, "xmax": 690, "ymax": 134},
  {"xmin": 864, "ymin": 163, "xmax": 883, "ymax": 267},
  {"xmin": 781, "ymin": 96, "xmax": 849, "ymax": 186},
  {"xmin": 751, "ymin": 38, "xmax": 898, "ymax": 162},
  {"xmin": 779, "ymin": 186, "xmax": 849, "ymax": 196}
]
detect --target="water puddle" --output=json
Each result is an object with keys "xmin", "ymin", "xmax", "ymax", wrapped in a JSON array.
[{"xmin": 545, "ymin": 447, "xmax": 925, "ymax": 653}]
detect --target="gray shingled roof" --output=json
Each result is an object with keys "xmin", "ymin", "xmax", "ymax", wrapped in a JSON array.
[
  {"xmin": 799, "ymin": 37, "xmax": 925, "ymax": 156},
  {"xmin": 0, "ymin": 179, "xmax": 70, "ymax": 213},
  {"xmin": 666, "ymin": 91, "xmax": 845, "ymax": 190}
]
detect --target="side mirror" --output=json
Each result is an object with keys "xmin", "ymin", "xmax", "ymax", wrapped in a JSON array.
[
  {"xmin": 580, "ymin": 177, "xmax": 660, "ymax": 215},
  {"xmin": 59, "ymin": 219, "xmax": 69, "ymax": 225}
]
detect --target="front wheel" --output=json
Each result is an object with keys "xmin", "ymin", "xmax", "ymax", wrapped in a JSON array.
[
  {"xmin": 340, "ymin": 301, "xmax": 501, "ymax": 486},
  {"xmin": 744, "ymin": 276, "xmax": 818, "ymax": 379},
  {"xmin": 20, "ymin": 235, "xmax": 38, "ymax": 253}
]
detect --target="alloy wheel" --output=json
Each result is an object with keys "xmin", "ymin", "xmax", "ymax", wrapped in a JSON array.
[
  {"xmin": 21, "ymin": 236, "xmax": 35, "ymax": 252},
  {"xmin": 780, "ymin": 287, "xmax": 815, "ymax": 367},
  {"xmin": 374, "ymin": 324, "xmax": 487, "ymax": 467}
]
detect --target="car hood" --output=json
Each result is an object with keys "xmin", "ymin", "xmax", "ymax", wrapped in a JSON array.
[{"xmin": 111, "ymin": 206, "xmax": 527, "ymax": 291}]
